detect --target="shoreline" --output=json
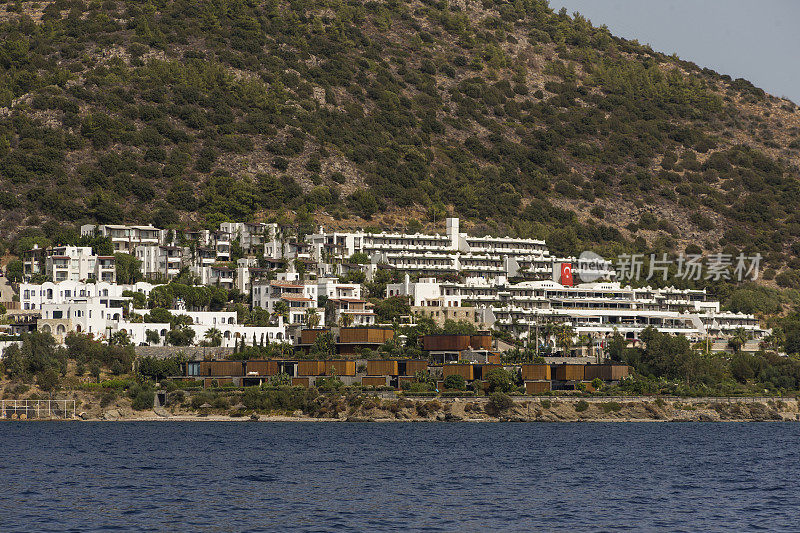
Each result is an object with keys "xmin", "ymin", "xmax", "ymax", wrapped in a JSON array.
[{"xmin": 7, "ymin": 396, "xmax": 796, "ymax": 423}]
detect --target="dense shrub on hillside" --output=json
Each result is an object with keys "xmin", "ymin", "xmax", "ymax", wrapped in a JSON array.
[
  {"xmin": 2, "ymin": 332, "xmax": 66, "ymax": 383},
  {"xmin": 240, "ymin": 387, "xmax": 320, "ymax": 413},
  {"xmin": 64, "ymin": 333, "xmax": 134, "ymax": 374},
  {"xmin": 0, "ymin": 0, "xmax": 796, "ymax": 277}
]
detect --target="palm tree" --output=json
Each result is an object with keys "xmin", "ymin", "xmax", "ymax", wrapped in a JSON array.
[
  {"xmin": 272, "ymin": 300, "xmax": 289, "ymax": 325},
  {"xmin": 728, "ymin": 327, "xmax": 749, "ymax": 353},
  {"xmin": 204, "ymin": 327, "xmax": 222, "ymax": 347},
  {"xmin": 555, "ymin": 323, "xmax": 575, "ymax": 355},
  {"xmin": 339, "ymin": 312, "xmax": 354, "ymax": 328},
  {"xmin": 306, "ymin": 307, "xmax": 320, "ymax": 329}
]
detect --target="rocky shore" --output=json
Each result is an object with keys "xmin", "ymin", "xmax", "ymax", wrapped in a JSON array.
[{"xmin": 75, "ymin": 396, "xmax": 799, "ymax": 423}]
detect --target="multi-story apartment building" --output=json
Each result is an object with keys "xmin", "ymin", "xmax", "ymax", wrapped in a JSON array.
[
  {"xmin": 387, "ymin": 276, "xmax": 460, "ymax": 306},
  {"xmin": 389, "ymin": 273, "xmax": 766, "ymax": 343},
  {"xmin": 219, "ymin": 222, "xmax": 281, "ymax": 255},
  {"xmin": 309, "ymin": 218, "xmax": 612, "ymax": 281},
  {"xmin": 80, "ymin": 224, "xmax": 163, "ymax": 254},
  {"xmin": 22, "ymin": 245, "xmax": 116, "ymax": 282},
  {"xmin": 327, "ymin": 298, "xmax": 376, "ymax": 326},
  {"xmin": 251, "ymin": 280, "xmax": 323, "ymax": 326},
  {"xmin": 317, "ymin": 278, "xmax": 362, "ymax": 301},
  {"xmin": 465, "ymin": 279, "xmax": 764, "ymax": 343},
  {"xmin": 136, "ymin": 245, "xmax": 185, "ymax": 280}
]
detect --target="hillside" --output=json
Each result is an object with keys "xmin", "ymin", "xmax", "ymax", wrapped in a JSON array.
[{"xmin": 1, "ymin": 0, "xmax": 800, "ymax": 282}]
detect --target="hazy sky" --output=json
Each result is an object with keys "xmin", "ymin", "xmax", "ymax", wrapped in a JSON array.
[{"xmin": 549, "ymin": 0, "xmax": 800, "ymax": 103}]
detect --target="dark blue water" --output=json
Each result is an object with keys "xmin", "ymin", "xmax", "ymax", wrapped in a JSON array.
[{"xmin": 0, "ymin": 422, "xmax": 797, "ymax": 531}]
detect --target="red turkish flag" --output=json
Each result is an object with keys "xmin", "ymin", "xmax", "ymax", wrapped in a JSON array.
[{"xmin": 561, "ymin": 263, "xmax": 573, "ymax": 286}]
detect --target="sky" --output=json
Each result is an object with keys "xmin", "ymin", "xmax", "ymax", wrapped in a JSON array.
[{"xmin": 548, "ymin": 0, "xmax": 800, "ymax": 103}]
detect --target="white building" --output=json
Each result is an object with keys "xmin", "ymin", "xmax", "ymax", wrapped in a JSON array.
[
  {"xmin": 317, "ymin": 278, "xmax": 362, "ymax": 301},
  {"xmin": 20, "ymin": 281, "xmax": 156, "ymax": 310},
  {"xmin": 308, "ymin": 217, "xmax": 612, "ymax": 282},
  {"xmin": 155, "ymin": 309, "xmax": 289, "ymax": 347},
  {"xmin": 441, "ymin": 278, "xmax": 768, "ymax": 343},
  {"xmin": 136, "ymin": 245, "xmax": 185, "ymax": 280},
  {"xmin": 251, "ymin": 280, "xmax": 324, "ymax": 326},
  {"xmin": 22, "ymin": 245, "xmax": 116, "ymax": 282},
  {"xmin": 81, "ymin": 224, "xmax": 164, "ymax": 254},
  {"xmin": 113, "ymin": 321, "xmax": 172, "ymax": 346},
  {"xmin": 38, "ymin": 299, "xmax": 125, "ymax": 342},
  {"xmin": 219, "ymin": 222, "xmax": 281, "ymax": 256},
  {"xmin": 386, "ymin": 276, "xmax": 458, "ymax": 307}
]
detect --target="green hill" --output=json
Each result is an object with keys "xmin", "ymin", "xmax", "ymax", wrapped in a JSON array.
[{"xmin": 2, "ymin": 0, "xmax": 800, "ymax": 284}]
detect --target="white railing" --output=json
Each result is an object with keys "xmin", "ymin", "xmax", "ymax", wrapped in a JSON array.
[{"xmin": 1, "ymin": 399, "xmax": 76, "ymax": 420}]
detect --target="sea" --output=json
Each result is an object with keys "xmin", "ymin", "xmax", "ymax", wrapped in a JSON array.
[{"xmin": 0, "ymin": 421, "xmax": 797, "ymax": 532}]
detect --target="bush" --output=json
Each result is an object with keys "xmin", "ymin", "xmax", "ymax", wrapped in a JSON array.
[
  {"xmin": 540, "ymin": 399, "xmax": 552, "ymax": 409},
  {"xmin": 443, "ymin": 374, "xmax": 466, "ymax": 390},
  {"xmin": 37, "ymin": 369, "xmax": 60, "ymax": 392},
  {"xmin": 486, "ymin": 368, "xmax": 515, "ymax": 393},
  {"xmin": 100, "ymin": 390, "xmax": 117, "ymax": 407},
  {"xmin": 129, "ymin": 385, "xmax": 155, "ymax": 411},
  {"xmin": 601, "ymin": 401, "xmax": 622, "ymax": 413},
  {"xmin": 574, "ymin": 400, "xmax": 589, "ymax": 412},
  {"xmin": 487, "ymin": 392, "xmax": 514, "ymax": 414}
]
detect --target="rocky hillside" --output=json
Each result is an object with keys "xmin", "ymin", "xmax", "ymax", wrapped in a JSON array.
[{"xmin": 1, "ymin": 0, "xmax": 800, "ymax": 278}]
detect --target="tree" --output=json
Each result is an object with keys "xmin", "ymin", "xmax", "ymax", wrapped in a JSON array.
[
  {"xmin": 294, "ymin": 258, "xmax": 308, "ymax": 280},
  {"xmin": 204, "ymin": 327, "xmax": 223, "ymax": 347},
  {"xmin": 486, "ymin": 368, "xmax": 515, "ymax": 393},
  {"xmin": 441, "ymin": 319, "xmax": 478, "ymax": 335},
  {"xmin": 145, "ymin": 307, "xmax": 174, "ymax": 324},
  {"xmin": 89, "ymin": 359, "xmax": 101, "ymax": 382},
  {"xmin": 122, "ymin": 290, "xmax": 147, "ymax": 309},
  {"xmin": 309, "ymin": 331, "xmax": 335, "ymax": 358},
  {"xmin": 554, "ymin": 323, "xmax": 575, "ymax": 355},
  {"xmin": 487, "ymin": 392, "xmax": 513, "ymax": 414},
  {"xmin": 339, "ymin": 312, "xmax": 354, "ymax": 328},
  {"xmin": 130, "ymin": 384, "xmax": 155, "ymax": 410},
  {"xmin": 606, "ymin": 330, "xmax": 626, "ymax": 361},
  {"xmin": 728, "ymin": 327, "xmax": 749, "ymax": 354},
  {"xmin": 5, "ymin": 259, "xmax": 23, "ymax": 282},
  {"xmin": 167, "ymin": 327, "xmax": 195, "ymax": 346},
  {"xmin": 348, "ymin": 252, "xmax": 369, "ymax": 264},
  {"xmin": 443, "ymin": 374, "xmax": 466, "ymax": 390},
  {"xmin": 37, "ymin": 368, "xmax": 60, "ymax": 392},
  {"xmin": 249, "ymin": 306, "xmax": 270, "ymax": 327},
  {"xmin": 145, "ymin": 329, "xmax": 160, "ymax": 346},
  {"xmin": 109, "ymin": 330, "xmax": 131, "ymax": 346},
  {"xmin": 373, "ymin": 296, "xmax": 410, "ymax": 323},
  {"xmin": 138, "ymin": 356, "xmax": 182, "ymax": 381},
  {"xmin": 115, "ymin": 253, "xmax": 143, "ymax": 284},
  {"xmin": 272, "ymin": 301, "xmax": 289, "ymax": 325},
  {"xmin": 305, "ymin": 307, "xmax": 320, "ymax": 329}
]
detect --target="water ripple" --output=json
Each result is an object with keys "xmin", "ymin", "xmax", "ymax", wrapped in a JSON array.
[{"xmin": 1, "ymin": 422, "xmax": 800, "ymax": 531}]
